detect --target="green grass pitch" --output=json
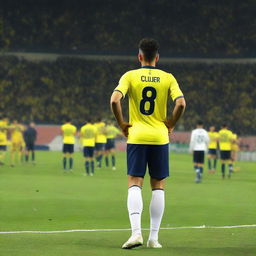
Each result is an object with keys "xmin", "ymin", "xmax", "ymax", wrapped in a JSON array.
[{"xmin": 0, "ymin": 151, "xmax": 255, "ymax": 256}]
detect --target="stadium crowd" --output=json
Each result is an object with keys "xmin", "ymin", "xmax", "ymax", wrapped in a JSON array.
[
  {"xmin": 0, "ymin": 56, "xmax": 255, "ymax": 135},
  {"xmin": 1, "ymin": 1, "xmax": 255, "ymax": 57}
]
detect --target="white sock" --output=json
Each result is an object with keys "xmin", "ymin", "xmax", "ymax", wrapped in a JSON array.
[
  {"xmin": 127, "ymin": 186, "xmax": 143, "ymax": 236},
  {"xmin": 149, "ymin": 189, "xmax": 165, "ymax": 241}
]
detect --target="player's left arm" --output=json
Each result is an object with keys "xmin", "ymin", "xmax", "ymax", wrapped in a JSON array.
[{"xmin": 165, "ymin": 97, "xmax": 186, "ymax": 133}]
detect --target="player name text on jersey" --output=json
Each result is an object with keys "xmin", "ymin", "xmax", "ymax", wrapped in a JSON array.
[{"xmin": 141, "ymin": 76, "xmax": 160, "ymax": 83}]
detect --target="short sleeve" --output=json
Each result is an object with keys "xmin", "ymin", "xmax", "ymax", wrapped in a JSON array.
[
  {"xmin": 114, "ymin": 71, "xmax": 131, "ymax": 98},
  {"xmin": 169, "ymin": 74, "xmax": 184, "ymax": 101}
]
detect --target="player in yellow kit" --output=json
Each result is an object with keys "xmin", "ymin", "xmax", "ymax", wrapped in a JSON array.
[
  {"xmin": 0, "ymin": 116, "xmax": 9, "ymax": 165},
  {"xmin": 207, "ymin": 126, "xmax": 219, "ymax": 173},
  {"xmin": 61, "ymin": 119, "xmax": 77, "ymax": 171},
  {"xmin": 219, "ymin": 124, "xmax": 234, "ymax": 179},
  {"xmin": 111, "ymin": 38, "xmax": 186, "ymax": 249},
  {"xmin": 10, "ymin": 120, "xmax": 25, "ymax": 166},
  {"xmin": 105, "ymin": 122, "xmax": 121, "ymax": 170},
  {"xmin": 80, "ymin": 120, "xmax": 97, "ymax": 176},
  {"xmin": 94, "ymin": 120, "xmax": 107, "ymax": 168},
  {"xmin": 231, "ymin": 132, "xmax": 240, "ymax": 171}
]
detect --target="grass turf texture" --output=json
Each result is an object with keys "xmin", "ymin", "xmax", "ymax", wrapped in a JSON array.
[{"xmin": 0, "ymin": 151, "xmax": 255, "ymax": 256}]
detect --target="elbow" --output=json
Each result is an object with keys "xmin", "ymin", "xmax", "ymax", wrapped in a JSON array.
[{"xmin": 176, "ymin": 98, "xmax": 186, "ymax": 110}]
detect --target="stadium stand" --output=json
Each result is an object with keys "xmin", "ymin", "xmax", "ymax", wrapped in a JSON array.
[
  {"xmin": 1, "ymin": 1, "xmax": 255, "ymax": 57},
  {"xmin": 0, "ymin": 56, "xmax": 255, "ymax": 135}
]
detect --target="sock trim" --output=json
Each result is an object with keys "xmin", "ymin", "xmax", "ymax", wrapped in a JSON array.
[
  {"xmin": 129, "ymin": 185, "xmax": 142, "ymax": 189},
  {"xmin": 152, "ymin": 188, "xmax": 164, "ymax": 191}
]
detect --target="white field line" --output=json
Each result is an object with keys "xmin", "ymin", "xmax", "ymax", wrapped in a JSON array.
[{"xmin": 1, "ymin": 224, "xmax": 256, "ymax": 234}]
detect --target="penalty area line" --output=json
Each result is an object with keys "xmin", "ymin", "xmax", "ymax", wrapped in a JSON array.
[{"xmin": 1, "ymin": 224, "xmax": 256, "ymax": 234}]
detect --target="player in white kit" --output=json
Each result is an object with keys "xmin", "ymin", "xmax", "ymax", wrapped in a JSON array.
[{"xmin": 189, "ymin": 121, "xmax": 210, "ymax": 183}]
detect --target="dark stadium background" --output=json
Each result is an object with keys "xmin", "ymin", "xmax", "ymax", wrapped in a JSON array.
[{"xmin": 0, "ymin": 0, "xmax": 255, "ymax": 135}]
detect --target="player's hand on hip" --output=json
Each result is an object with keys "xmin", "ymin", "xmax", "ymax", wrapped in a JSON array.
[{"xmin": 120, "ymin": 122, "xmax": 132, "ymax": 137}]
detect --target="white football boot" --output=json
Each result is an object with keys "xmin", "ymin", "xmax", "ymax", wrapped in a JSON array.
[
  {"xmin": 122, "ymin": 234, "xmax": 143, "ymax": 249},
  {"xmin": 147, "ymin": 240, "xmax": 162, "ymax": 248}
]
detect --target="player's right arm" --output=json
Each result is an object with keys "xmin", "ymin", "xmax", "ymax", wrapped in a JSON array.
[
  {"xmin": 110, "ymin": 91, "xmax": 132, "ymax": 137},
  {"xmin": 110, "ymin": 72, "xmax": 132, "ymax": 137}
]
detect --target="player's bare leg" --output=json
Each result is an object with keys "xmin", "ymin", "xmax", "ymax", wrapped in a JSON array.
[
  {"xmin": 122, "ymin": 176, "xmax": 144, "ymax": 249},
  {"xmin": 147, "ymin": 178, "xmax": 165, "ymax": 248},
  {"xmin": 208, "ymin": 155, "xmax": 216, "ymax": 173}
]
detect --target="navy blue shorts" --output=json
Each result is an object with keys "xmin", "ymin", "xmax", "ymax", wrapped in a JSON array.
[
  {"xmin": 95, "ymin": 143, "xmax": 105, "ymax": 151},
  {"xmin": 26, "ymin": 142, "xmax": 35, "ymax": 151},
  {"xmin": 220, "ymin": 150, "xmax": 231, "ymax": 160},
  {"xmin": 127, "ymin": 143, "xmax": 169, "ymax": 180},
  {"xmin": 193, "ymin": 151, "xmax": 205, "ymax": 164},
  {"xmin": 63, "ymin": 144, "xmax": 74, "ymax": 153},
  {"xmin": 106, "ymin": 139, "xmax": 115, "ymax": 150},
  {"xmin": 208, "ymin": 148, "xmax": 217, "ymax": 155},
  {"xmin": 83, "ymin": 146, "xmax": 94, "ymax": 157},
  {"xmin": 0, "ymin": 145, "xmax": 7, "ymax": 151}
]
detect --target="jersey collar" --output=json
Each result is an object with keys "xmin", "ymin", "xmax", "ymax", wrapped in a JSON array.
[{"xmin": 141, "ymin": 65, "xmax": 157, "ymax": 69}]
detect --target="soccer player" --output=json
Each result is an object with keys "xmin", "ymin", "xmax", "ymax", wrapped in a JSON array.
[
  {"xmin": 61, "ymin": 119, "xmax": 77, "ymax": 171},
  {"xmin": 10, "ymin": 120, "xmax": 25, "ymax": 167},
  {"xmin": 80, "ymin": 120, "xmax": 97, "ymax": 176},
  {"xmin": 0, "ymin": 116, "xmax": 9, "ymax": 165},
  {"xmin": 189, "ymin": 121, "xmax": 209, "ymax": 183},
  {"xmin": 219, "ymin": 124, "xmax": 234, "ymax": 179},
  {"xmin": 207, "ymin": 125, "xmax": 219, "ymax": 173},
  {"xmin": 24, "ymin": 122, "xmax": 37, "ymax": 164},
  {"xmin": 105, "ymin": 122, "xmax": 121, "ymax": 170},
  {"xmin": 231, "ymin": 132, "xmax": 240, "ymax": 171},
  {"xmin": 94, "ymin": 119, "xmax": 107, "ymax": 168},
  {"xmin": 110, "ymin": 38, "xmax": 186, "ymax": 249}
]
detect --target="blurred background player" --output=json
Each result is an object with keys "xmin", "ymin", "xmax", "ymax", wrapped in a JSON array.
[
  {"xmin": 24, "ymin": 122, "xmax": 37, "ymax": 164},
  {"xmin": 231, "ymin": 132, "xmax": 240, "ymax": 172},
  {"xmin": 94, "ymin": 119, "xmax": 107, "ymax": 168},
  {"xmin": 80, "ymin": 120, "xmax": 97, "ymax": 176},
  {"xmin": 207, "ymin": 125, "xmax": 219, "ymax": 173},
  {"xmin": 105, "ymin": 121, "xmax": 121, "ymax": 170},
  {"xmin": 189, "ymin": 121, "xmax": 209, "ymax": 183},
  {"xmin": 61, "ymin": 118, "xmax": 77, "ymax": 172},
  {"xmin": 0, "ymin": 116, "xmax": 9, "ymax": 165},
  {"xmin": 10, "ymin": 120, "xmax": 25, "ymax": 167},
  {"xmin": 219, "ymin": 124, "xmax": 234, "ymax": 179}
]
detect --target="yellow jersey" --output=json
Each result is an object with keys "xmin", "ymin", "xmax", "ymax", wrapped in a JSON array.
[
  {"xmin": 10, "ymin": 124, "xmax": 24, "ymax": 143},
  {"xmin": 219, "ymin": 128, "xmax": 233, "ymax": 151},
  {"xmin": 61, "ymin": 123, "xmax": 77, "ymax": 144},
  {"xmin": 95, "ymin": 122, "xmax": 107, "ymax": 143},
  {"xmin": 80, "ymin": 123, "xmax": 97, "ymax": 147},
  {"xmin": 106, "ymin": 125, "xmax": 120, "ymax": 139},
  {"xmin": 231, "ymin": 133, "xmax": 239, "ymax": 151},
  {"xmin": 0, "ymin": 121, "xmax": 8, "ymax": 146},
  {"xmin": 208, "ymin": 131, "xmax": 219, "ymax": 149},
  {"xmin": 115, "ymin": 66, "xmax": 183, "ymax": 144}
]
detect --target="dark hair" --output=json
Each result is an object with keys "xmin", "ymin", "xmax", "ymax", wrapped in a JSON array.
[
  {"xmin": 138, "ymin": 38, "xmax": 159, "ymax": 62},
  {"xmin": 65, "ymin": 117, "xmax": 71, "ymax": 123},
  {"xmin": 222, "ymin": 123, "xmax": 228, "ymax": 128},
  {"xmin": 197, "ymin": 120, "xmax": 203, "ymax": 126}
]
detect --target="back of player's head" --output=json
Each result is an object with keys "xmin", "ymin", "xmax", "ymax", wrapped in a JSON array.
[
  {"xmin": 209, "ymin": 125, "xmax": 215, "ymax": 131},
  {"xmin": 138, "ymin": 38, "xmax": 159, "ymax": 62},
  {"xmin": 222, "ymin": 123, "xmax": 228, "ymax": 128},
  {"xmin": 197, "ymin": 120, "xmax": 203, "ymax": 126},
  {"xmin": 65, "ymin": 117, "xmax": 72, "ymax": 123}
]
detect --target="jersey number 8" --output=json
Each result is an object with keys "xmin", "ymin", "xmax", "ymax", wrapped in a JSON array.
[{"xmin": 139, "ymin": 86, "xmax": 157, "ymax": 115}]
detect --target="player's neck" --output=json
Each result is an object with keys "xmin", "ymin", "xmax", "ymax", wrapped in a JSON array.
[{"xmin": 140, "ymin": 61, "xmax": 156, "ymax": 67}]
